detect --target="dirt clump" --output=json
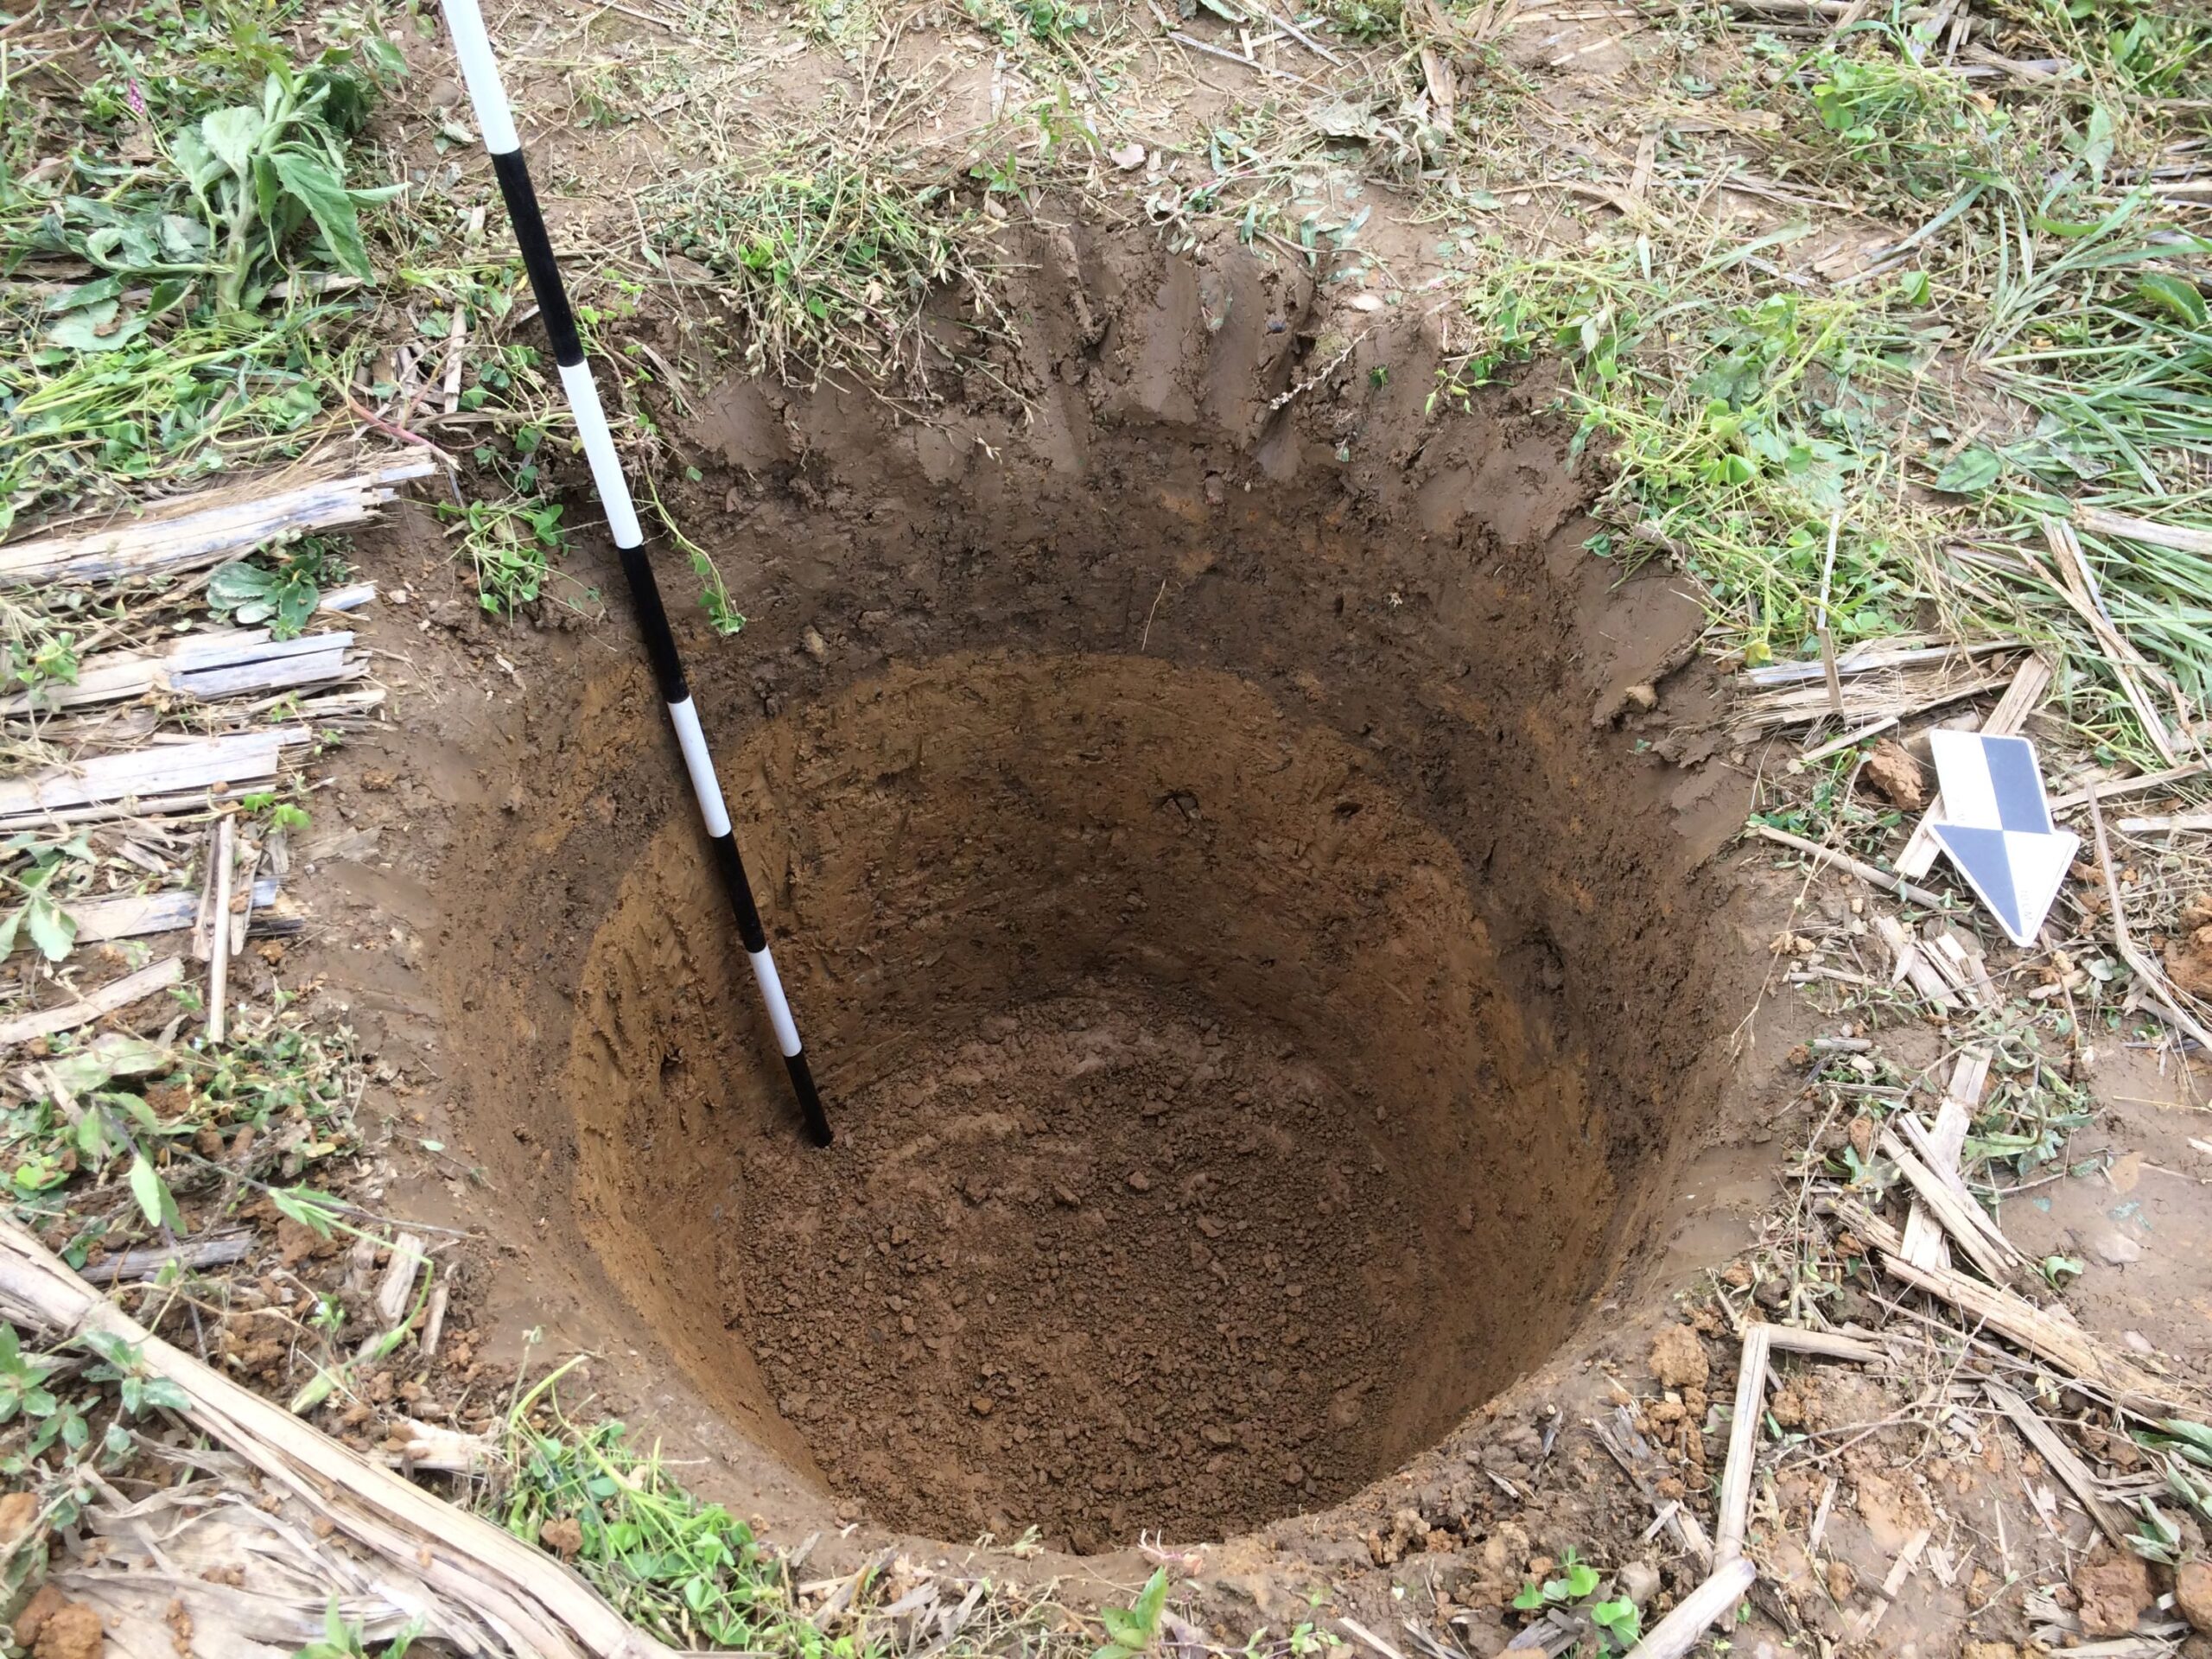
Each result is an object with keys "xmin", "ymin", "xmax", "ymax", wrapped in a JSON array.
[
  {"xmin": 1862, "ymin": 741, "xmax": 1927, "ymax": 810},
  {"xmin": 735, "ymin": 985, "xmax": 1425, "ymax": 1552},
  {"xmin": 2074, "ymin": 1545, "xmax": 2154, "ymax": 1637},
  {"xmin": 14, "ymin": 1587, "xmax": 102, "ymax": 1659},
  {"xmin": 2166, "ymin": 893, "xmax": 2212, "ymax": 998},
  {"xmin": 2175, "ymin": 1559, "xmax": 2212, "ymax": 1635},
  {"xmin": 1648, "ymin": 1325, "xmax": 1708, "ymax": 1389},
  {"xmin": 0, "ymin": 1491, "xmax": 38, "ymax": 1554}
]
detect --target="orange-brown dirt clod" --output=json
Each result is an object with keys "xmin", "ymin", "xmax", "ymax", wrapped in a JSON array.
[
  {"xmin": 16, "ymin": 1586, "xmax": 102, "ymax": 1659},
  {"xmin": 2074, "ymin": 1545, "xmax": 2155, "ymax": 1638},
  {"xmin": 415, "ymin": 230, "xmax": 1751, "ymax": 1555}
]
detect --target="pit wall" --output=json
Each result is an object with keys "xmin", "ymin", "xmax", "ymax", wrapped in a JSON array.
[{"xmin": 427, "ymin": 222, "xmax": 1749, "ymax": 1545}]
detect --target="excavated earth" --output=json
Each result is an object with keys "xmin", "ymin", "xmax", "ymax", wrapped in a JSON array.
[{"xmin": 353, "ymin": 219, "xmax": 1758, "ymax": 1561}]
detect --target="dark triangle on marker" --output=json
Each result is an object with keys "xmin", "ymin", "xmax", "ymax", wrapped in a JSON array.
[
  {"xmin": 1931, "ymin": 823, "xmax": 2024, "ymax": 937},
  {"xmin": 1981, "ymin": 734, "xmax": 2052, "ymax": 835}
]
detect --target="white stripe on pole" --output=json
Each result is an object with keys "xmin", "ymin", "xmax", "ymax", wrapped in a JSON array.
[
  {"xmin": 557, "ymin": 361, "xmax": 644, "ymax": 549},
  {"xmin": 749, "ymin": 949, "xmax": 804, "ymax": 1057},
  {"xmin": 667, "ymin": 696, "xmax": 734, "ymax": 837},
  {"xmin": 442, "ymin": 0, "xmax": 521, "ymax": 154}
]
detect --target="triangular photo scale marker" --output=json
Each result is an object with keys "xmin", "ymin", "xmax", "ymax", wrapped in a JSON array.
[
  {"xmin": 1999, "ymin": 827, "xmax": 2078, "ymax": 947},
  {"xmin": 1931, "ymin": 823, "xmax": 2027, "ymax": 940},
  {"xmin": 1929, "ymin": 823, "xmax": 2078, "ymax": 947}
]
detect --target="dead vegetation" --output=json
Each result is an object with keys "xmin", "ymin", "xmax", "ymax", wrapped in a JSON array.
[{"xmin": 5, "ymin": 0, "xmax": 2212, "ymax": 1656}]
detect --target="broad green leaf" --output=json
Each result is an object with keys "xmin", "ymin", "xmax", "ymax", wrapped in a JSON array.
[
  {"xmin": 253, "ymin": 153, "xmax": 283, "ymax": 230},
  {"xmin": 25, "ymin": 896, "xmax": 75, "ymax": 962},
  {"xmin": 2135, "ymin": 273, "xmax": 2208, "ymax": 329},
  {"xmin": 0, "ymin": 909, "xmax": 20, "ymax": 959},
  {"xmin": 84, "ymin": 221, "xmax": 159, "ymax": 270},
  {"xmin": 1130, "ymin": 1567, "xmax": 1168, "ymax": 1630},
  {"xmin": 270, "ymin": 147, "xmax": 370, "ymax": 277},
  {"xmin": 200, "ymin": 105, "xmax": 267, "ymax": 177},
  {"xmin": 127, "ymin": 1154, "xmax": 183, "ymax": 1233},
  {"xmin": 170, "ymin": 126, "xmax": 222, "ymax": 191},
  {"xmin": 48, "ymin": 275, "xmax": 124, "ymax": 313},
  {"xmin": 208, "ymin": 561, "xmax": 279, "ymax": 609},
  {"xmin": 46, "ymin": 305, "xmax": 148, "ymax": 353},
  {"xmin": 158, "ymin": 213, "xmax": 211, "ymax": 260},
  {"xmin": 1935, "ymin": 447, "xmax": 2002, "ymax": 494},
  {"xmin": 361, "ymin": 35, "xmax": 407, "ymax": 79},
  {"xmin": 2161, "ymin": 1418, "xmax": 2212, "ymax": 1455},
  {"xmin": 2082, "ymin": 104, "xmax": 2115, "ymax": 177},
  {"xmin": 42, "ymin": 1034, "xmax": 169, "ymax": 1094},
  {"xmin": 270, "ymin": 1185, "xmax": 342, "ymax": 1237}
]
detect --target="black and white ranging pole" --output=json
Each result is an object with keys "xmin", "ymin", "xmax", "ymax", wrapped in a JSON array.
[{"xmin": 441, "ymin": 0, "xmax": 832, "ymax": 1147}]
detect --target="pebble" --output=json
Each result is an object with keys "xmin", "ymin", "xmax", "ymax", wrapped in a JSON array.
[
  {"xmin": 2092, "ymin": 1229, "xmax": 2144, "ymax": 1265},
  {"xmin": 1620, "ymin": 1561, "xmax": 1662, "ymax": 1608}
]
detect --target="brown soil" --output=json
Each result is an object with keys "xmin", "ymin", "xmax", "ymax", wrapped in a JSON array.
[
  {"xmin": 741, "ymin": 982, "xmax": 1414, "ymax": 1550},
  {"xmin": 326, "ymin": 216, "xmax": 1764, "ymax": 1559}
]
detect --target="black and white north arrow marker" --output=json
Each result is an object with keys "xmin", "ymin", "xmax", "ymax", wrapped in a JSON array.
[
  {"xmin": 1928, "ymin": 730, "xmax": 2077, "ymax": 948},
  {"xmin": 442, "ymin": 0, "xmax": 832, "ymax": 1146}
]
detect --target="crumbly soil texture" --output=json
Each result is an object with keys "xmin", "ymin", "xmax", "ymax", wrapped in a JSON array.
[
  {"xmin": 332, "ymin": 212, "xmax": 1764, "ymax": 1561},
  {"xmin": 747, "ymin": 984, "xmax": 1423, "ymax": 1551}
]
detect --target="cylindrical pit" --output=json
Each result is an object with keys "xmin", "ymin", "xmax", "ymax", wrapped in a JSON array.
[
  {"xmin": 420, "ymin": 239, "xmax": 1735, "ymax": 1561},
  {"xmin": 570, "ymin": 652, "xmax": 1619, "ymax": 1549}
]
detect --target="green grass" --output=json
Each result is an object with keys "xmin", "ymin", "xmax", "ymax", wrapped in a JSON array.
[
  {"xmin": 1793, "ymin": 22, "xmax": 2004, "ymax": 201},
  {"xmin": 646, "ymin": 156, "xmax": 1010, "ymax": 390},
  {"xmin": 1437, "ymin": 231, "xmax": 1942, "ymax": 667},
  {"xmin": 0, "ymin": 10, "xmax": 405, "ymax": 530},
  {"xmin": 1427, "ymin": 11, "xmax": 2212, "ymax": 760},
  {"xmin": 489, "ymin": 1370, "xmax": 1095, "ymax": 1657}
]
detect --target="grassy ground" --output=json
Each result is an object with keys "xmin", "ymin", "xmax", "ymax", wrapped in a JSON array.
[{"xmin": 8, "ymin": 0, "xmax": 2212, "ymax": 1654}]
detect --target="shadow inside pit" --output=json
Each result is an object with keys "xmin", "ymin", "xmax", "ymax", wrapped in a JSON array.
[{"xmin": 420, "ymin": 228, "xmax": 1751, "ymax": 1555}]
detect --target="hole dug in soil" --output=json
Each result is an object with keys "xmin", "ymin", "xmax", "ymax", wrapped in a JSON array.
[{"xmin": 428, "ymin": 238, "xmax": 1745, "ymax": 1561}]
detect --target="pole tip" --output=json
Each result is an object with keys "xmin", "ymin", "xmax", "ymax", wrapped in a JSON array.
[{"xmin": 785, "ymin": 1052, "xmax": 833, "ymax": 1147}]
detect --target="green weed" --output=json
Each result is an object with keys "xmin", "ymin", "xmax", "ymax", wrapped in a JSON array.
[
  {"xmin": 1325, "ymin": 0, "xmax": 1403, "ymax": 45},
  {"xmin": 208, "ymin": 533, "xmax": 351, "ymax": 639},
  {"xmin": 291, "ymin": 1606, "xmax": 423, "ymax": 1659},
  {"xmin": 1510, "ymin": 1548, "xmax": 1642, "ymax": 1655},
  {"xmin": 648, "ymin": 157, "xmax": 1007, "ymax": 389},
  {"xmin": 494, "ymin": 1384, "xmax": 836, "ymax": 1651},
  {"xmin": 0, "ymin": 842, "xmax": 86, "ymax": 963},
  {"xmin": 1999, "ymin": 1, "xmax": 2212, "ymax": 99},
  {"xmin": 1095, "ymin": 1568, "xmax": 1170, "ymax": 1659},
  {"xmin": 1797, "ymin": 26, "xmax": 1996, "ymax": 198},
  {"xmin": 440, "ymin": 496, "xmax": 569, "ymax": 613},
  {"xmin": 0, "ymin": 22, "xmax": 403, "ymax": 525},
  {"xmin": 1440, "ymin": 240, "xmax": 1934, "ymax": 665}
]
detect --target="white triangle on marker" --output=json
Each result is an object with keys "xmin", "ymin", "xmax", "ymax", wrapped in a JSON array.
[
  {"xmin": 1997, "ymin": 827, "xmax": 2078, "ymax": 948},
  {"xmin": 1928, "ymin": 728, "xmax": 2002, "ymax": 830}
]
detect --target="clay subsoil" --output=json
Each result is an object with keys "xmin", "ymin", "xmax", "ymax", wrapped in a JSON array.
[{"xmin": 744, "ymin": 982, "xmax": 1421, "ymax": 1551}]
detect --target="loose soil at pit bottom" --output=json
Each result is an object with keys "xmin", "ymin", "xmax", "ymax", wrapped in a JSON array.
[{"xmin": 740, "ymin": 979, "xmax": 1425, "ymax": 1551}]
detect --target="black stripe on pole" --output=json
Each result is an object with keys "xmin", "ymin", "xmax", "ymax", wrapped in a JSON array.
[
  {"xmin": 711, "ymin": 835, "xmax": 768, "ymax": 953},
  {"xmin": 489, "ymin": 150, "xmax": 584, "ymax": 368},
  {"xmin": 472, "ymin": 132, "xmax": 831, "ymax": 1146},
  {"xmin": 784, "ymin": 1049, "xmax": 827, "ymax": 1141},
  {"xmin": 619, "ymin": 546, "xmax": 690, "ymax": 705}
]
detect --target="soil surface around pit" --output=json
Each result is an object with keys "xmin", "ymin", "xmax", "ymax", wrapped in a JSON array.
[{"xmin": 741, "ymin": 982, "xmax": 1421, "ymax": 1551}]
